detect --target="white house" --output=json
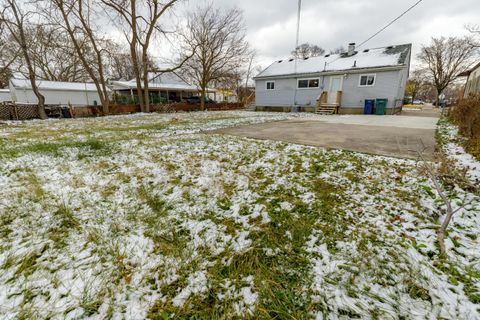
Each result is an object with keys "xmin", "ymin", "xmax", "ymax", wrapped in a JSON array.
[
  {"xmin": 9, "ymin": 78, "xmax": 107, "ymax": 106},
  {"xmin": 254, "ymin": 43, "xmax": 411, "ymax": 114},
  {"xmin": 111, "ymin": 73, "xmax": 216, "ymax": 104},
  {"xmin": 460, "ymin": 62, "xmax": 480, "ymax": 97}
]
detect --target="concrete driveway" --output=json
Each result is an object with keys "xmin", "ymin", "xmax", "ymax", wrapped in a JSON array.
[{"xmin": 215, "ymin": 112, "xmax": 439, "ymax": 159}]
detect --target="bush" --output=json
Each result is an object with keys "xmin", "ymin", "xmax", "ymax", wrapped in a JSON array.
[{"xmin": 451, "ymin": 94, "xmax": 480, "ymax": 159}]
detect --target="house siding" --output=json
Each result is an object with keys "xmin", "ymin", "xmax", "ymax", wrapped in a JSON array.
[
  {"xmin": 342, "ymin": 69, "xmax": 404, "ymax": 108},
  {"xmin": 464, "ymin": 64, "xmax": 480, "ymax": 97},
  {"xmin": 256, "ymin": 68, "xmax": 408, "ymax": 110},
  {"xmin": 9, "ymin": 85, "xmax": 102, "ymax": 106}
]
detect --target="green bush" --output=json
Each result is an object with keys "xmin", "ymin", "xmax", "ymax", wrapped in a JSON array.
[{"xmin": 451, "ymin": 94, "xmax": 480, "ymax": 160}]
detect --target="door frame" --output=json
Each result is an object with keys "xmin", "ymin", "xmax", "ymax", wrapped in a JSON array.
[{"xmin": 328, "ymin": 76, "xmax": 344, "ymax": 104}]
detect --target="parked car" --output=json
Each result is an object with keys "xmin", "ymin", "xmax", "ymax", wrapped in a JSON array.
[
  {"xmin": 184, "ymin": 96, "xmax": 217, "ymax": 104},
  {"xmin": 412, "ymin": 100, "xmax": 424, "ymax": 105}
]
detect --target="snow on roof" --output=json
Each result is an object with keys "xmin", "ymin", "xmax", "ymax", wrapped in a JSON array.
[
  {"xmin": 0, "ymin": 89, "xmax": 9, "ymax": 92},
  {"xmin": 9, "ymin": 78, "xmax": 105, "ymax": 92},
  {"xmin": 112, "ymin": 72, "xmax": 216, "ymax": 92},
  {"xmin": 256, "ymin": 44, "xmax": 411, "ymax": 79}
]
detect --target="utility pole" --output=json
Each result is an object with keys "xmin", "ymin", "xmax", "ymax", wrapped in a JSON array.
[
  {"xmin": 293, "ymin": 0, "xmax": 302, "ymax": 108},
  {"xmin": 295, "ymin": 0, "xmax": 302, "ymax": 51}
]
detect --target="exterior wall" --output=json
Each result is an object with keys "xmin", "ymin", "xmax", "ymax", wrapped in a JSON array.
[
  {"xmin": 9, "ymin": 85, "xmax": 103, "ymax": 106},
  {"xmin": 341, "ymin": 69, "xmax": 404, "ymax": 109},
  {"xmin": 256, "ymin": 68, "xmax": 407, "ymax": 110},
  {"xmin": 0, "ymin": 90, "xmax": 11, "ymax": 102},
  {"xmin": 464, "ymin": 64, "xmax": 480, "ymax": 97}
]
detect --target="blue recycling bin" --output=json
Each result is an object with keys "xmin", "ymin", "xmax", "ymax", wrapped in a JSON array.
[{"xmin": 364, "ymin": 99, "xmax": 375, "ymax": 114}]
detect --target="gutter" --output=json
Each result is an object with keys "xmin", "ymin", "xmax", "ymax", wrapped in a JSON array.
[
  {"xmin": 254, "ymin": 65, "xmax": 406, "ymax": 81},
  {"xmin": 11, "ymin": 86, "xmax": 110, "ymax": 93}
]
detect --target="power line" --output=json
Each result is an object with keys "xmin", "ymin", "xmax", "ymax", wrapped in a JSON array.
[
  {"xmin": 357, "ymin": 0, "xmax": 424, "ymax": 49},
  {"xmin": 326, "ymin": 0, "xmax": 424, "ymax": 67}
]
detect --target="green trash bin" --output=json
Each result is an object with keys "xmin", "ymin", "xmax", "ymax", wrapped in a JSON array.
[{"xmin": 375, "ymin": 98, "xmax": 388, "ymax": 115}]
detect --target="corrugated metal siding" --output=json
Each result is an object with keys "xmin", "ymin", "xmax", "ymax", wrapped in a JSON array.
[{"xmin": 9, "ymin": 85, "xmax": 101, "ymax": 106}]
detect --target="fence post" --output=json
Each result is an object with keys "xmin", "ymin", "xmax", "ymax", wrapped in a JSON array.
[{"xmin": 14, "ymin": 103, "xmax": 19, "ymax": 120}]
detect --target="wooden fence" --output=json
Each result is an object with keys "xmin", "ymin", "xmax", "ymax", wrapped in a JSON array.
[
  {"xmin": 0, "ymin": 102, "xmax": 244, "ymax": 121},
  {"xmin": 0, "ymin": 103, "xmax": 40, "ymax": 120}
]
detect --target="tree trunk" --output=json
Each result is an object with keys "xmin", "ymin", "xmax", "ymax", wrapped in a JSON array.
[
  {"xmin": 143, "ymin": 74, "xmax": 150, "ymax": 113},
  {"xmin": 131, "ymin": 43, "xmax": 144, "ymax": 112},
  {"xmin": 200, "ymin": 87, "xmax": 206, "ymax": 111},
  {"xmin": 142, "ymin": 57, "xmax": 150, "ymax": 113},
  {"xmin": 30, "ymin": 78, "xmax": 47, "ymax": 119},
  {"xmin": 129, "ymin": 1, "xmax": 144, "ymax": 112}
]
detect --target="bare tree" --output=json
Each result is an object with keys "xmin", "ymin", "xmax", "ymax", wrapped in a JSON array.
[
  {"xmin": 292, "ymin": 43, "xmax": 325, "ymax": 59},
  {"xmin": 0, "ymin": 15, "xmax": 17, "ymax": 88},
  {"xmin": 47, "ymin": 0, "xmax": 111, "ymax": 114},
  {"xmin": 466, "ymin": 24, "xmax": 480, "ymax": 38},
  {"xmin": 1, "ymin": 0, "xmax": 47, "ymax": 119},
  {"xmin": 180, "ymin": 5, "xmax": 250, "ymax": 111},
  {"xmin": 406, "ymin": 69, "xmax": 430, "ymax": 103},
  {"xmin": 329, "ymin": 46, "xmax": 346, "ymax": 55},
  {"xmin": 21, "ymin": 25, "xmax": 91, "ymax": 82},
  {"xmin": 418, "ymin": 37, "xmax": 478, "ymax": 108},
  {"xmin": 101, "ymin": 0, "xmax": 187, "ymax": 112}
]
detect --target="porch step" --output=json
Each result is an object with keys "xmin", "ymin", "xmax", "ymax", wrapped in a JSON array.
[{"xmin": 316, "ymin": 103, "xmax": 339, "ymax": 115}]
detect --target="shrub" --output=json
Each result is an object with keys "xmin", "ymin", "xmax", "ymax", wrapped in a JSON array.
[{"xmin": 451, "ymin": 94, "xmax": 480, "ymax": 159}]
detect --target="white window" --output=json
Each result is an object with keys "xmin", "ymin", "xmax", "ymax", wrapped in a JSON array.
[
  {"xmin": 266, "ymin": 81, "xmax": 275, "ymax": 90},
  {"xmin": 359, "ymin": 74, "xmax": 376, "ymax": 87},
  {"xmin": 298, "ymin": 78, "xmax": 320, "ymax": 89}
]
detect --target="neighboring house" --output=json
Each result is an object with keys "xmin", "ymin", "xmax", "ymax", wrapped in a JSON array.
[
  {"xmin": 9, "ymin": 78, "xmax": 106, "ymax": 106},
  {"xmin": 111, "ymin": 73, "xmax": 216, "ymax": 104},
  {"xmin": 0, "ymin": 89, "xmax": 11, "ymax": 102},
  {"xmin": 211, "ymin": 88, "xmax": 238, "ymax": 103},
  {"xmin": 254, "ymin": 43, "xmax": 411, "ymax": 114},
  {"xmin": 460, "ymin": 62, "xmax": 480, "ymax": 97}
]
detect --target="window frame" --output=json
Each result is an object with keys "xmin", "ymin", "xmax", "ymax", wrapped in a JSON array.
[
  {"xmin": 265, "ymin": 81, "xmax": 275, "ymax": 90},
  {"xmin": 297, "ymin": 78, "xmax": 320, "ymax": 89},
  {"xmin": 358, "ymin": 74, "xmax": 376, "ymax": 87}
]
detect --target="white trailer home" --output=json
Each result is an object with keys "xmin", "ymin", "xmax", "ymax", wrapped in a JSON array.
[
  {"xmin": 254, "ymin": 43, "xmax": 411, "ymax": 114},
  {"xmin": 9, "ymin": 78, "xmax": 106, "ymax": 106},
  {"xmin": 0, "ymin": 89, "xmax": 11, "ymax": 102}
]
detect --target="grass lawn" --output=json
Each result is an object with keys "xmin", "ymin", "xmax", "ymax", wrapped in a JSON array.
[{"xmin": 0, "ymin": 111, "xmax": 479, "ymax": 319}]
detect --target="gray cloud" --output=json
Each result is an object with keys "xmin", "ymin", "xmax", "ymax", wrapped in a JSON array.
[{"xmin": 209, "ymin": 0, "xmax": 480, "ymax": 68}]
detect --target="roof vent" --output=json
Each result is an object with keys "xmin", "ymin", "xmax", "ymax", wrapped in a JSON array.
[
  {"xmin": 363, "ymin": 49, "xmax": 370, "ymax": 53},
  {"xmin": 325, "ymin": 54, "xmax": 331, "ymax": 57},
  {"xmin": 278, "ymin": 60, "xmax": 283, "ymax": 63},
  {"xmin": 289, "ymin": 58, "xmax": 294, "ymax": 62},
  {"xmin": 386, "ymin": 46, "xmax": 394, "ymax": 49},
  {"xmin": 304, "ymin": 57, "xmax": 309, "ymax": 60},
  {"xmin": 353, "ymin": 60, "xmax": 357, "ymax": 68}
]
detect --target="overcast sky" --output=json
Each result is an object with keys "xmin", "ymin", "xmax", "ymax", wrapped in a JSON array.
[{"xmin": 185, "ymin": 0, "xmax": 479, "ymax": 69}]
